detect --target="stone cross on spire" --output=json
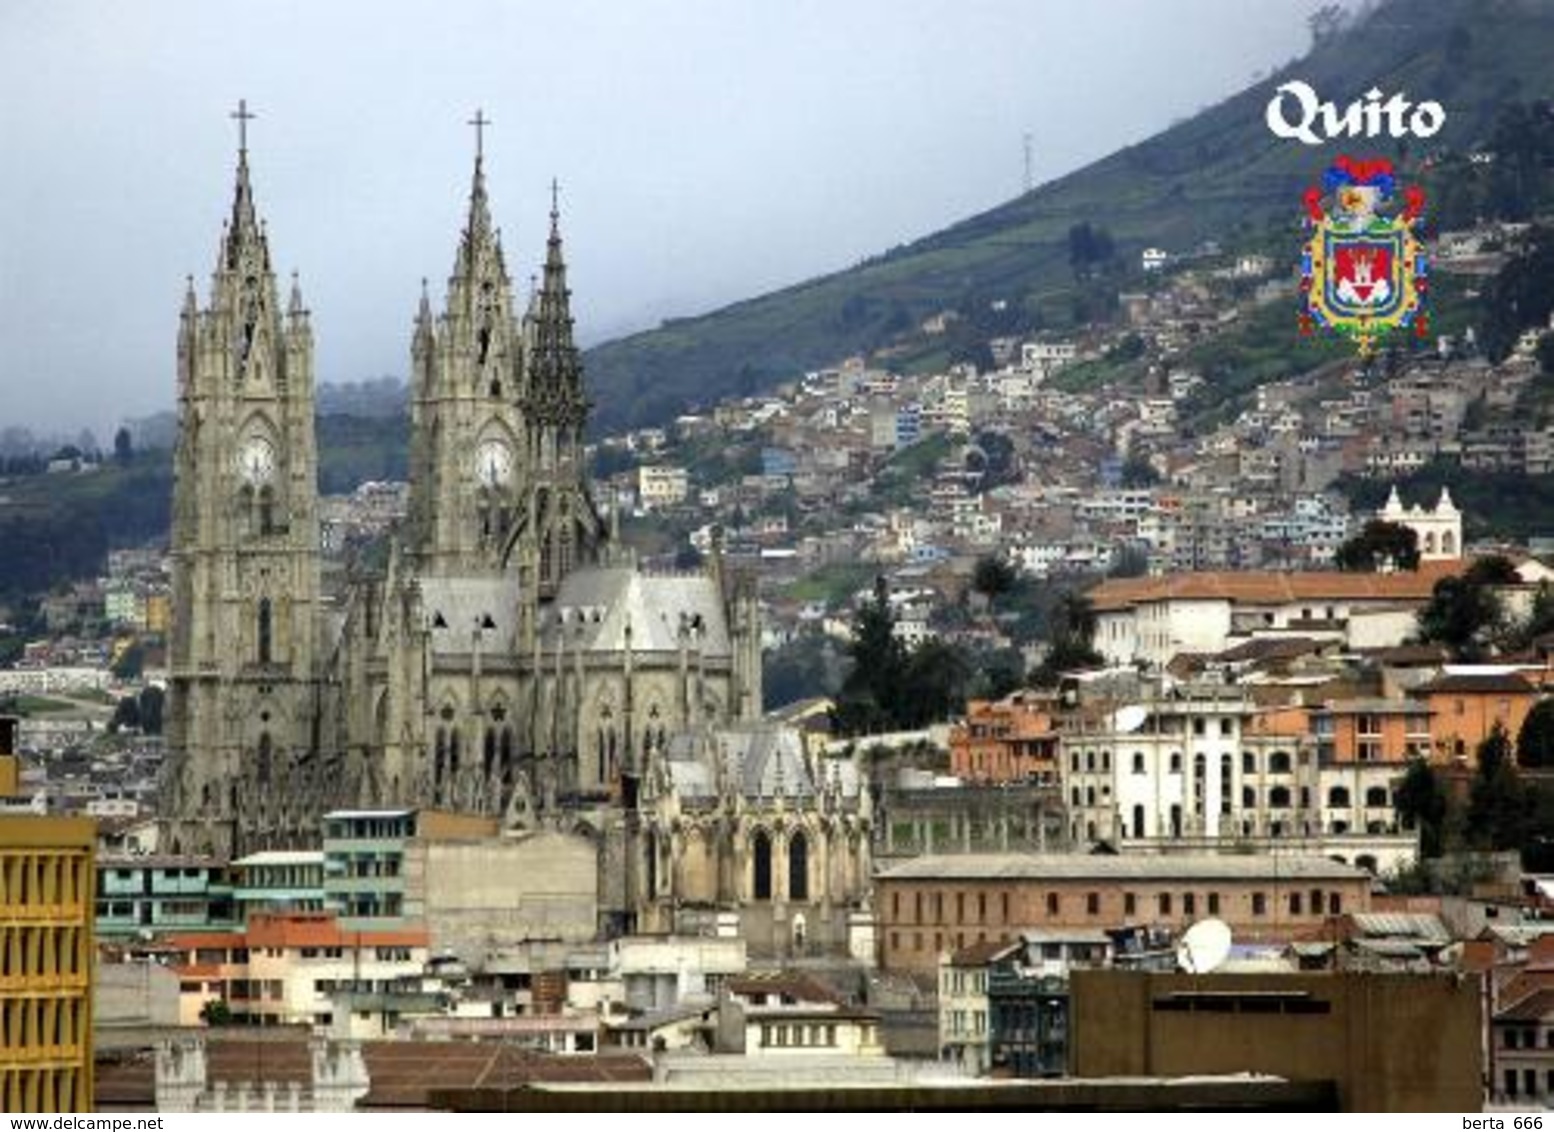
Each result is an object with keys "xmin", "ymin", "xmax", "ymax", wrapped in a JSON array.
[
  {"xmin": 231, "ymin": 99, "xmax": 256, "ymax": 154},
  {"xmin": 469, "ymin": 109, "xmax": 490, "ymax": 161}
]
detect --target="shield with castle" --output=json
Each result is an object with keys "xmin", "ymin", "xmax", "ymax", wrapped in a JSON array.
[{"xmin": 1299, "ymin": 155, "xmax": 1428, "ymax": 358}]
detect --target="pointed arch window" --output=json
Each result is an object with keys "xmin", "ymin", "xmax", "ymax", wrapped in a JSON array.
[
  {"xmin": 752, "ymin": 829, "xmax": 773, "ymax": 901},
  {"xmin": 434, "ymin": 728, "xmax": 449, "ymax": 792},
  {"xmin": 259, "ymin": 486, "xmax": 275, "ymax": 535},
  {"xmin": 788, "ymin": 830, "xmax": 809, "ymax": 902},
  {"xmin": 257, "ymin": 732, "xmax": 273, "ymax": 783},
  {"xmin": 483, "ymin": 728, "xmax": 497, "ymax": 779},
  {"xmin": 257, "ymin": 598, "xmax": 273, "ymax": 664},
  {"xmin": 499, "ymin": 726, "xmax": 514, "ymax": 784}
]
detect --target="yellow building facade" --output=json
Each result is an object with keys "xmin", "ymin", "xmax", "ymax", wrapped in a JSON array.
[{"xmin": 0, "ymin": 808, "xmax": 96, "ymax": 1112}]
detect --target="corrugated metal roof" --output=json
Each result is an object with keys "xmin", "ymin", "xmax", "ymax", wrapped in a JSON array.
[{"xmin": 1348, "ymin": 912, "xmax": 1450, "ymax": 941}]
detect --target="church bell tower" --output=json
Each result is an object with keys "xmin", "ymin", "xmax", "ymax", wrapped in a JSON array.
[
  {"xmin": 164, "ymin": 103, "xmax": 325, "ymax": 855},
  {"xmin": 405, "ymin": 112, "xmax": 529, "ymax": 575}
]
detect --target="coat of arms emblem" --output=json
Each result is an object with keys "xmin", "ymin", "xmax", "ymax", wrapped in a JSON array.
[{"xmin": 1299, "ymin": 155, "xmax": 1427, "ymax": 357}]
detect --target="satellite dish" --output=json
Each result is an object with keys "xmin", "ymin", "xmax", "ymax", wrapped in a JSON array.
[
  {"xmin": 1112, "ymin": 705, "xmax": 1148, "ymax": 734},
  {"xmin": 1177, "ymin": 918, "xmax": 1233, "ymax": 974}
]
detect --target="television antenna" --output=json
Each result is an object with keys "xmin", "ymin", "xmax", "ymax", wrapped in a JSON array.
[{"xmin": 1176, "ymin": 917, "xmax": 1233, "ymax": 974}]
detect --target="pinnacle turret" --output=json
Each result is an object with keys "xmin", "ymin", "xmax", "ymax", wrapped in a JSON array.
[
  {"xmin": 220, "ymin": 146, "xmax": 270, "ymax": 277},
  {"xmin": 525, "ymin": 181, "xmax": 587, "ymax": 422}
]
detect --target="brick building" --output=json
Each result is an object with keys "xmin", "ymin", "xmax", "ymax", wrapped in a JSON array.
[
  {"xmin": 874, "ymin": 854, "xmax": 1369, "ymax": 972},
  {"xmin": 948, "ymin": 694, "xmax": 1059, "ymax": 784}
]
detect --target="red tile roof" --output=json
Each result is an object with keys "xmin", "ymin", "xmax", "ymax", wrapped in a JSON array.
[{"xmin": 1088, "ymin": 559, "xmax": 1467, "ymax": 613}]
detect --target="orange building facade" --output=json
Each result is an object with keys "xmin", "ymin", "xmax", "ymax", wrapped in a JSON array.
[
  {"xmin": 168, "ymin": 911, "xmax": 429, "ymax": 1027},
  {"xmin": 1416, "ymin": 673, "xmax": 1538, "ymax": 765},
  {"xmin": 948, "ymin": 694, "xmax": 1059, "ymax": 784}
]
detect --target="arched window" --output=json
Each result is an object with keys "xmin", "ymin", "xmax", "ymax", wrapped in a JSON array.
[
  {"xmin": 1100, "ymin": 750, "xmax": 1111, "ymax": 772},
  {"xmin": 1169, "ymin": 752, "xmax": 1182, "ymax": 773},
  {"xmin": 434, "ymin": 728, "xmax": 449, "ymax": 787},
  {"xmin": 449, "ymin": 729, "xmax": 461, "ymax": 780},
  {"xmin": 257, "ymin": 732, "xmax": 273, "ymax": 783},
  {"xmin": 1132, "ymin": 752, "xmax": 1145, "ymax": 774},
  {"xmin": 752, "ymin": 830, "xmax": 773, "ymax": 901},
  {"xmin": 1365, "ymin": 786, "xmax": 1389, "ymax": 808},
  {"xmin": 788, "ymin": 831, "xmax": 809, "ymax": 902},
  {"xmin": 1085, "ymin": 751, "xmax": 1095, "ymax": 772},
  {"xmin": 259, "ymin": 486, "xmax": 275, "ymax": 535},
  {"xmin": 1242, "ymin": 785, "xmax": 1256, "ymax": 808},
  {"xmin": 1243, "ymin": 751, "xmax": 1256, "ymax": 774},
  {"xmin": 1132, "ymin": 805, "xmax": 1145, "ymax": 839},
  {"xmin": 1328, "ymin": 786, "xmax": 1351, "ymax": 808},
  {"xmin": 1193, "ymin": 754, "xmax": 1206, "ymax": 778},
  {"xmin": 499, "ymin": 727, "xmax": 514, "ymax": 783},
  {"xmin": 257, "ymin": 598, "xmax": 273, "ymax": 665},
  {"xmin": 1442, "ymin": 530, "xmax": 1456, "ymax": 556},
  {"xmin": 1269, "ymin": 786, "xmax": 1292, "ymax": 809},
  {"xmin": 1269, "ymin": 750, "xmax": 1292, "ymax": 774},
  {"xmin": 483, "ymin": 729, "xmax": 497, "ymax": 779},
  {"xmin": 1169, "ymin": 804, "xmax": 1182, "ymax": 838}
]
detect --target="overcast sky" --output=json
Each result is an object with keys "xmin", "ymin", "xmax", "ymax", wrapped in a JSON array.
[{"xmin": 0, "ymin": 1, "xmax": 1320, "ymax": 438}]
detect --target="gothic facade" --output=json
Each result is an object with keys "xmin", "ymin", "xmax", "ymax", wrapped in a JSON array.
[{"xmin": 162, "ymin": 139, "xmax": 768, "ymax": 880}]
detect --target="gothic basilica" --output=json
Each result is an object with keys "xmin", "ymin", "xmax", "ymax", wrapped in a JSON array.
[{"xmin": 160, "ymin": 122, "xmax": 871, "ymax": 951}]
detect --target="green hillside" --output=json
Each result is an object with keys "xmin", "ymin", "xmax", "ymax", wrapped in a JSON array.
[{"xmin": 582, "ymin": 0, "xmax": 1554, "ymax": 432}]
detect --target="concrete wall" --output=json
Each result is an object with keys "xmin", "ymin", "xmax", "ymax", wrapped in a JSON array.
[
  {"xmin": 1069, "ymin": 969, "xmax": 1483, "ymax": 1112},
  {"xmin": 410, "ymin": 831, "xmax": 597, "ymax": 963},
  {"xmin": 95, "ymin": 962, "xmax": 180, "ymax": 1028}
]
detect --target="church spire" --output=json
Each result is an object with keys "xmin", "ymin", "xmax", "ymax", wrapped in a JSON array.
[
  {"xmin": 220, "ymin": 100, "xmax": 269, "ymax": 275},
  {"xmin": 525, "ymin": 179, "xmax": 587, "ymax": 422},
  {"xmin": 455, "ymin": 110, "xmax": 502, "ymax": 283}
]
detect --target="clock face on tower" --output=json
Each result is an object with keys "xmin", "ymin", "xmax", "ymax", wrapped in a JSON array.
[
  {"xmin": 237, "ymin": 436, "xmax": 276, "ymax": 486},
  {"xmin": 476, "ymin": 438, "xmax": 514, "ymax": 488}
]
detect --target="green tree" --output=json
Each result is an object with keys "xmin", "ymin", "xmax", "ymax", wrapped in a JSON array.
[
  {"xmin": 110, "ymin": 642, "xmax": 146, "ymax": 681},
  {"xmin": 762, "ymin": 634, "xmax": 844, "ymax": 712},
  {"xmin": 1521, "ymin": 584, "xmax": 1554, "ymax": 649},
  {"xmin": 832, "ymin": 578, "xmax": 907, "ymax": 736},
  {"xmin": 1119, "ymin": 453, "xmax": 1159, "ymax": 489},
  {"xmin": 1483, "ymin": 226, "xmax": 1554, "ymax": 361},
  {"xmin": 138, "ymin": 685, "xmax": 165, "ymax": 737},
  {"xmin": 1519, "ymin": 699, "xmax": 1554, "ymax": 770},
  {"xmin": 967, "ymin": 646, "xmax": 1025, "ymax": 701},
  {"xmin": 1335, "ymin": 520, "xmax": 1420, "ymax": 572},
  {"xmin": 108, "ymin": 695, "xmax": 141, "ymax": 734},
  {"xmin": 1395, "ymin": 758, "xmax": 1449, "ymax": 858},
  {"xmin": 113, "ymin": 427, "xmax": 133, "ymax": 465},
  {"xmin": 899, "ymin": 639, "xmax": 972, "ymax": 728},
  {"xmin": 971, "ymin": 555, "xmax": 1017, "ymax": 613},
  {"xmin": 1416, "ymin": 557, "xmax": 1518, "ymax": 659},
  {"xmin": 1032, "ymin": 589, "xmax": 1103, "ymax": 685},
  {"xmin": 1468, "ymin": 723, "xmax": 1532, "ymax": 851}
]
